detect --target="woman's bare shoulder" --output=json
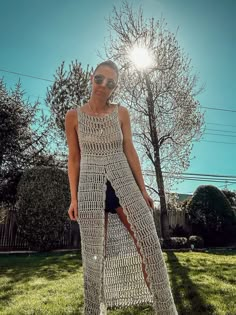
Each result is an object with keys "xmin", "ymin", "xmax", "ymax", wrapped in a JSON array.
[
  {"xmin": 65, "ymin": 108, "xmax": 78, "ymax": 126},
  {"xmin": 117, "ymin": 104, "xmax": 129, "ymax": 117},
  {"xmin": 65, "ymin": 108, "xmax": 77, "ymax": 119},
  {"xmin": 65, "ymin": 108, "xmax": 80, "ymax": 141},
  {"xmin": 116, "ymin": 104, "xmax": 129, "ymax": 127},
  {"xmin": 118, "ymin": 104, "xmax": 128, "ymax": 112}
]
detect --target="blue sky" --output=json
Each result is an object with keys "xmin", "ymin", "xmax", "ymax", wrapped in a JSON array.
[{"xmin": 0, "ymin": 0, "xmax": 235, "ymax": 195}]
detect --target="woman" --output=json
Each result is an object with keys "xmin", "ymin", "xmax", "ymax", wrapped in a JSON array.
[{"xmin": 65, "ymin": 60, "xmax": 178, "ymax": 315}]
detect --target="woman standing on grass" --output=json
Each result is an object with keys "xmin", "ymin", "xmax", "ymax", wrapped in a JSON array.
[{"xmin": 65, "ymin": 60, "xmax": 178, "ymax": 315}]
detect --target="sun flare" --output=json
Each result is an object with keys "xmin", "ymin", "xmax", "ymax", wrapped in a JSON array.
[{"xmin": 129, "ymin": 46, "xmax": 153, "ymax": 70}]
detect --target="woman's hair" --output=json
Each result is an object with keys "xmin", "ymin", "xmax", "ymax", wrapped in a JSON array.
[{"xmin": 93, "ymin": 60, "xmax": 119, "ymax": 80}]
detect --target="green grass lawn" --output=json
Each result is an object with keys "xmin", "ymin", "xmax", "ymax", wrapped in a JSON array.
[{"xmin": 0, "ymin": 250, "xmax": 235, "ymax": 315}]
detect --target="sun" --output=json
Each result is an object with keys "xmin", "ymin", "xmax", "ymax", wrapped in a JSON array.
[{"xmin": 129, "ymin": 46, "xmax": 153, "ymax": 70}]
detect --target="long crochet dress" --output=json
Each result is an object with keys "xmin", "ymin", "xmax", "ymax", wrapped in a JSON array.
[{"xmin": 76, "ymin": 103, "xmax": 178, "ymax": 315}]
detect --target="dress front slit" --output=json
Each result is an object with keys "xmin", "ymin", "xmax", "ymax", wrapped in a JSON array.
[{"xmin": 105, "ymin": 180, "xmax": 120, "ymax": 213}]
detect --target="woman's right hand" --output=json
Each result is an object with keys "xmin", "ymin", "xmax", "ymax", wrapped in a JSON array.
[{"xmin": 68, "ymin": 200, "xmax": 79, "ymax": 221}]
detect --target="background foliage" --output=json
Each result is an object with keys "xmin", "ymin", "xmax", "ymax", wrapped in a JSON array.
[{"xmin": 16, "ymin": 166, "xmax": 70, "ymax": 251}]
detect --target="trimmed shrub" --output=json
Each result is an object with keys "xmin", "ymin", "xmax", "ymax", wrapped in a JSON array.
[
  {"xmin": 187, "ymin": 185, "xmax": 236, "ymax": 246},
  {"xmin": 189, "ymin": 235, "xmax": 204, "ymax": 248},
  {"xmin": 16, "ymin": 166, "xmax": 70, "ymax": 251},
  {"xmin": 170, "ymin": 224, "xmax": 190, "ymax": 237},
  {"xmin": 160, "ymin": 237, "xmax": 188, "ymax": 249}
]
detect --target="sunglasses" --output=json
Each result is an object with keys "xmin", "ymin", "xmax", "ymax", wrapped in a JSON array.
[{"xmin": 94, "ymin": 74, "xmax": 117, "ymax": 90}]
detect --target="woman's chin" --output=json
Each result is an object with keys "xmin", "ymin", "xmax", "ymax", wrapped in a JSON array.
[
  {"xmin": 95, "ymin": 89, "xmax": 105, "ymax": 94},
  {"xmin": 95, "ymin": 93, "xmax": 107, "ymax": 100}
]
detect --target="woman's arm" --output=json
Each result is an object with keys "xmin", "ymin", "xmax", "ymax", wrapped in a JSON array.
[
  {"xmin": 65, "ymin": 109, "xmax": 81, "ymax": 202},
  {"xmin": 120, "ymin": 106, "xmax": 147, "ymax": 194}
]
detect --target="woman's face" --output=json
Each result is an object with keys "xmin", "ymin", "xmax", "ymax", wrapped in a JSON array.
[{"xmin": 91, "ymin": 66, "xmax": 118, "ymax": 102}]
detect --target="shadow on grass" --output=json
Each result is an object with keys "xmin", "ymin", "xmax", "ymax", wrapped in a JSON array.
[
  {"xmin": 0, "ymin": 251, "xmax": 83, "ymax": 308},
  {"xmin": 166, "ymin": 252, "xmax": 216, "ymax": 315}
]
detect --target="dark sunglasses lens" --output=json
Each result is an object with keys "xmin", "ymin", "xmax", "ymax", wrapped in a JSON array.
[
  {"xmin": 107, "ymin": 81, "xmax": 116, "ymax": 90},
  {"xmin": 94, "ymin": 75, "xmax": 104, "ymax": 84}
]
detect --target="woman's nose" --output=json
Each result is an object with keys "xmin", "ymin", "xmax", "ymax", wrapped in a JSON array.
[{"xmin": 101, "ymin": 79, "xmax": 107, "ymax": 87}]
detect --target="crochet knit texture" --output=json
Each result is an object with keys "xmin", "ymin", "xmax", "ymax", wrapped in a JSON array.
[{"xmin": 76, "ymin": 103, "xmax": 178, "ymax": 315}]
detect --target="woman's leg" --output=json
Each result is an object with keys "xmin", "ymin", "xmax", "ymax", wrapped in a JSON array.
[{"xmin": 115, "ymin": 206, "xmax": 151, "ymax": 292}]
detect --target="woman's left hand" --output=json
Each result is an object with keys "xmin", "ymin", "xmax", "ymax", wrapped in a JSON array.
[{"xmin": 142, "ymin": 191, "xmax": 154, "ymax": 210}]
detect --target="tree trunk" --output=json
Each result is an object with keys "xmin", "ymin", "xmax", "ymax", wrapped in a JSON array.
[
  {"xmin": 145, "ymin": 73, "xmax": 170, "ymax": 239},
  {"xmin": 154, "ymin": 146, "xmax": 170, "ymax": 239}
]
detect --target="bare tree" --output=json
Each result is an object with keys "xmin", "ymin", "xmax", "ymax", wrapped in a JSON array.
[{"xmin": 103, "ymin": 1, "xmax": 205, "ymax": 237}]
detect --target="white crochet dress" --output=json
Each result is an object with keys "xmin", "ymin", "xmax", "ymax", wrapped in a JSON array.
[{"xmin": 76, "ymin": 103, "xmax": 178, "ymax": 315}]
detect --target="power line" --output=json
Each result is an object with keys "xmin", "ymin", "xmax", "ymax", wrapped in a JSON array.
[
  {"xmin": 206, "ymin": 122, "xmax": 236, "ymax": 128},
  {"xmin": 204, "ymin": 132, "xmax": 236, "ymax": 138},
  {"xmin": 1, "ymin": 71, "xmax": 235, "ymax": 141},
  {"xmin": 143, "ymin": 170, "xmax": 236, "ymax": 178},
  {"xmin": 172, "ymin": 171, "xmax": 236, "ymax": 178},
  {"xmin": 0, "ymin": 68, "xmax": 53, "ymax": 82},
  {"xmin": 201, "ymin": 106, "xmax": 236, "ymax": 113},
  {"xmin": 143, "ymin": 170, "xmax": 236, "ymax": 186},
  {"xmin": 196, "ymin": 139, "xmax": 236, "ymax": 144},
  {"xmin": 169, "ymin": 178, "xmax": 236, "ymax": 184},
  {"xmin": 176, "ymin": 184, "xmax": 235, "ymax": 193},
  {"xmin": 206, "ymin": 128, "xmax": 236, "ymax": 134},
  {"xmin": 1, "ymin": 68, "xmax": 235, "ymax": 144},
  {"xmin": 0, "ymin": 67, "xmax": 236, "ymax": 114}
]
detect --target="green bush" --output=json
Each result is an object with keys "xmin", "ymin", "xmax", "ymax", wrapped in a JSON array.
[
  {"xmin": 170, "ymin": 224, "xmax": 190, "ymax": 237},
  {"xmin": 187, "ymin": 185, "xmax": 236, "ymax": 246},
  {"xmin": 16, "ymin": 166, "xmax": 70, "ymax": 251},
  {"xmin": 160, "ymin": 237, "xmax": 188, "ymax": 249},
  {"xmin": 189, "ymin": 235, "xmax": 204, "ymax": 248}
]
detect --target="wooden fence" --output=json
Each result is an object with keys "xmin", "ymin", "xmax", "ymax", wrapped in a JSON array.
[
  {"xmin": 153, "ymin": 207, "xmax": 191, "ymax": 237},
  {"xmin": 0, "ymin": 210, "xmax": 81, "ymax": 251},
  {"xmin": 0, "ymin": 208, "xmax": 190, "ymax": 251}
]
